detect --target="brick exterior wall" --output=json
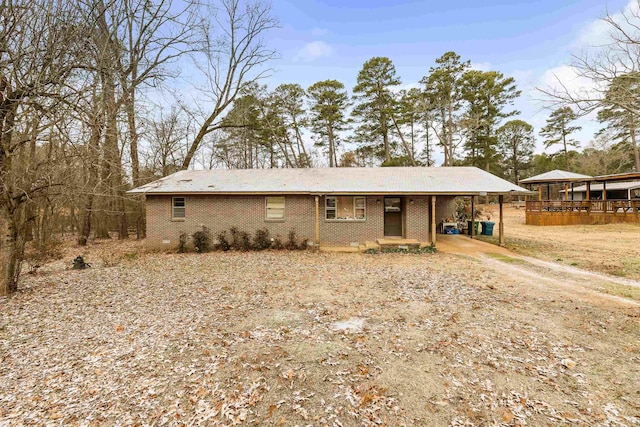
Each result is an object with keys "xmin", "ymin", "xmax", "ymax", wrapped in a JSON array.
[
  {"xmin": 435, "ymin": 196, "xmax": 456, "ymax": 224},
  {"xmin": 146, "ymin": 195, "xmax": 314, "ymax": 249},
  {"xmin": 145, "ymin": 194, "xmax": 456, "ymax": 249}
]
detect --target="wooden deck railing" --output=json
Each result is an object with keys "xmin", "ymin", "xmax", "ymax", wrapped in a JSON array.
[{"xmin": 526, "ymin": 199, "xmax": 640, "ymax": 213}]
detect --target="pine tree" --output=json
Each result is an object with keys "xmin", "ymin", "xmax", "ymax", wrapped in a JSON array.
[
  {"xmin": 539, "ymin": 107, "xmax": 582, "ymax": 170},
  {"xmin": 496, "ymin": 120, "xmax": 535, "ymax": 185},
  {"xmin": 307, "ymin": 80, "xmax": 350, "ymax": 167},
  {"xmin": 459, "ymin": 70, "xmax": 520, "ymax": 172},
  {"xmin": 420, "ymin": 52, "xmax": 469, "ymax": 166},
  {"xmin": 597, "ymin": 73, "xmax": 640, "ymax": 172},
  {"xmin": 352, "ymin": 57, "xmax": 401, "ymax": 163}
]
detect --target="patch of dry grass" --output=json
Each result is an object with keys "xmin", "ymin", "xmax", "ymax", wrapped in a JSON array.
[{"xmin": 477, "ymin": 206, "xmax": 640, "ymax": 280}]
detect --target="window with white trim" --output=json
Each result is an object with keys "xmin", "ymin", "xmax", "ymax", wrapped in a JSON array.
[
  {"xmin": 325, "ymin": 197, "xmax": 337, "ymax": 219},
  {"xmin": 354, "ymin": 197, "xmax": 366, "ymax": 219},
  {"xmin": 265, "ymin": 197, "xmax": 285, "ymax": 220},
  {"xmin": 172, "ymin": 197, "xmax": 186, "ymax": 219},
  {"xmin": 325, "ymin": 196, "xmax": 366, "ymax": 220}
]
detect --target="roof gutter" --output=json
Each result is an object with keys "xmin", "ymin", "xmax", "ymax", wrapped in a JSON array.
[{"xmin": 128, "ymin": 190, "xmax": 535, "ymax": 196}]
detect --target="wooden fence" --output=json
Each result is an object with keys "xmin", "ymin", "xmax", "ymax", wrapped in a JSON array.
[{"xmin": 525, "ymin": 199, "xmax": 640, "ymax": 225}]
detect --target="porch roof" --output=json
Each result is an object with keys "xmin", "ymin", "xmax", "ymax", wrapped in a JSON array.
[
  {"xmin": 128, "ymin": 166, "xmax": 531, "ymax": 196},
  {"xmin": 569, "ymin": 180, "xmax": 640, "ymax": 192},
  {"xmin": 519, "ymin": 169, "xmax": 593, "ymax": 184},
  {"xmin": 592, "ymin": 172, "xmax": 640, "ymax": 182}
]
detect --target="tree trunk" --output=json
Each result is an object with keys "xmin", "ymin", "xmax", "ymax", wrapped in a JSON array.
[
  {"xmin": 328, "ymin": 125, "xmax": 335, "ymax": 167},
  {"xmin": 630, "ymin": 116, "xmax": 640, "ymax": 172},
  {"xmin": 563, "ymin": 134, "xmax": 569, "ymax": 170},
  {"xmin": 124, "ymin": 84, "xmax": 145, "ymax": 238},
  {"xmin": 440, "ymin": 108, "xmax": 449, "ymax": 166},
  {"xmin": 102, "ymin": 72, "xmax": 127, "ymax": 239},
  {"xmin": 513, "ymin": 145, "xmax": 519, "ymax": 185},
  {"xmin": 382, "ymin": 117, "xmax": 390, "ymax": 163},
  {"xmin": 78, "ymin": 196, "xmax": 94, "ymax": 246},
  {"xmin": 78, "ymin": 99, "xmax": 103, "ymax": 245},
  {"xmin": 391, "ymin": 115, "xmax": 416, "ymax": 166},
  {"xmin": 425, "ymin": 116, "xmax": 432, "ymax": 166},
  {"xmin": 96, "ymin": 1, "xmax": 127, "ymax": 240},
  {"xmin": 1, "ymin": 211, "xmax": 23, "ymax": 296},
  {"xmin": 447, "ymin": 104, "xmax": 454, "ymax": 166},
  {"xmin": 94, "ymin": 204, "xmax": 111, "ymax": 239}
]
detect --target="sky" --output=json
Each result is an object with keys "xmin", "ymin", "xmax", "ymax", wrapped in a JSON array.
[{"xmin": 259, "ymin": 0, "xmax": 631, "ymax": 164}]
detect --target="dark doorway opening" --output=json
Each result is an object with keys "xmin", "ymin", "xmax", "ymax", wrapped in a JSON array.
[{"xmin": 384, "ymin": 197, "xmax": 403, "ymax": 236}]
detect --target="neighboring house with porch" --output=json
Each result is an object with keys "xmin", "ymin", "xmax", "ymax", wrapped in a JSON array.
[
  {"xmin": 520, "ymin": 170, "xmax": 640, "ymax": 225},
  {"xmin": 128, "ymin": 167, "xmax": 529, "ymax": 249}
]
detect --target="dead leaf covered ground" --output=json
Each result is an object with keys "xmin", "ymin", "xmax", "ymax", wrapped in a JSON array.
[{"xmin": 1, "ymin": 240, "xmax": 639, "ymax": 426}]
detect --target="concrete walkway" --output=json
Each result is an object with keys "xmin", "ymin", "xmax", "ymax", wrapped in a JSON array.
[{"xmin": 436, "ymin": 234, "xmax": 512, "ymax": 256}]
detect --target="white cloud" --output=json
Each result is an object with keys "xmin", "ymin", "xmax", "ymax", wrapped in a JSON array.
[
  {"xmin": 310, "ymin": 27, "xmax": 329, "ymax": 37},
  {"xmin": 470, "ymin": 61, "xmax": 491, "ymax": 71},
  {"xmin": 574, "ymin": 0, "xmax": 639, "ymax": 48},
  {"xmin": 536, "ymin": 64, "xmax": 605, "ymax": 109},
  {"xmin": 509, "ymin": 69, "xmax": 534, "ymax": 86},
  {"xmin": 293, "ymin": 41, "xmax": 333, "ymax": 62},
  {"xmin": 539, "ymin": 65, "xmax": 592, "ymax": 95}
]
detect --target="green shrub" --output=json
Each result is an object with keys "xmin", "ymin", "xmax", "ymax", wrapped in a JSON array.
[
  {"xmin": 285, "ymin": 229, "xmax": 298, "ymax": 250},
  {"xmin": 298, "ymin": 238, "xmax": 311, "ymax": 250},
  {"xmin": 253, "ymin": 228, "xmax": 271, "ymax": 251},
  {"xmin": 215, "ymin": 231, "xmax": 231, "ymax": 251},
  {"xmin": 229, "ymin": 227, "xmax": 241, "ymax": 250},
  {"xmin": 177, "ymin": 232, "xmax": 188, "ymax": 253},
  {"xmin": 272, "ymin": 235, "xmax": 284, "ymax": 250},
  {"xmin": 238, "ymin": 230, "xmax": 251, "ymax": 251},
  {"xmin": 192, "ymin": 227, "xmax": 212, "ymax": 253}
]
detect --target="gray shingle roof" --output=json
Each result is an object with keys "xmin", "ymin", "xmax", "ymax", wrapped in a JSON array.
[
  {"xmin": 569, "ymin": 180, "xmax": 640, "ymax": 192},
  {"xmin": 129, "ymin": 167, "xmax": 530, "ymax": 196},
  {"xmin": 519, "ymin": 169, "xmax": 593, "ymax": 184}
]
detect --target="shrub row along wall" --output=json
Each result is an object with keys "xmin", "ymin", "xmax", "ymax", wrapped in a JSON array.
[{"xmin": 145, "ymin": 194, "xmax": 455, "ymax": 249}]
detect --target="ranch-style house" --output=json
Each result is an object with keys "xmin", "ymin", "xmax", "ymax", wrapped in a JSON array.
[{"xmin": 128, "ymin": 167, "xmax": 530, "ymax": 249}]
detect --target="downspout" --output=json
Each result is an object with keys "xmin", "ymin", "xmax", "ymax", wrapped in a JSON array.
[
  {"xmin": 470, "ymin": 196, "xmax": 475, "ymax": 239},
  {"xmin": 430, "ymin": 195, "xmax": 436, "ymax": 247},
  {"xmin": 499, "ymin": 195, "xmax": 504, "ymax": 246},
  {"xmin": 315, "ymin": 195, "xmax": 320, "ymax": 249}
]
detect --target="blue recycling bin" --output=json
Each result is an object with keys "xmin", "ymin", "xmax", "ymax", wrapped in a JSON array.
[{"xmin": 481, "ymin": 221, "xmax": 495, "ymax": 236}]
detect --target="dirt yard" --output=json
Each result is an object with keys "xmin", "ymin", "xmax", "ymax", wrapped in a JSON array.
[
  {"xmin": 478, "ymin": 204, "xmax": 640, "ymax": 281},
  {"xmin": 1, "ymin": 239, "xmax": 639, "ymax": 426}
]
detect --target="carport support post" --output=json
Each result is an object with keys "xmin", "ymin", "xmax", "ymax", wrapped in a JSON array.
[
  {"xmin": 431, "ymin": 195, "xmax": 437, "ymax": 247},
  {"xmin": 314, "ymin": 196, "xmax": 320, "ymax": 248},
  {"xmin": 470, "ymin": 196, "xmax": 475, "ymax": 239},
  {"xmin": 571, "ymin": 183, "xmax": 574, "ymax": 201},
  {"xmin": 499, "ymin": 195, "xmax": 504, "ymax": 246}
]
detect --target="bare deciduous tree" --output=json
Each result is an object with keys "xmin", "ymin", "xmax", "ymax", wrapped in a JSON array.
[
  {"xmin": 1, "ymin": 0, "xmax": 82, "ymax": 295},
  {"xmin": 537, "ymin": 1, "xmax": 640, "ymax": 171},
  {"xmin": 181, "ymin": 0, "xmax": 278, "ymax": 169}
]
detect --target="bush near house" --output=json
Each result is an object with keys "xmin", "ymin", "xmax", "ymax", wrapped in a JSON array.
[{"xmin": 181, "ymin": 227, "xmax": 309, "ymax": 253}]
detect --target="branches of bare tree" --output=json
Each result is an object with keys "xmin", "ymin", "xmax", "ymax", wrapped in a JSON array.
[
  {"xmin": 181, "ymin": 0, "xmax": 278, "ymax": 169},
  {"xmin": 536, "ymin": 1, "xmax": 640, "ymax": 171}
]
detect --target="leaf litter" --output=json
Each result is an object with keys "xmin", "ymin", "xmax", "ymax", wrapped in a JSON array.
[{"xmin": 0, "ymin": 239, "xmax": 639, "ymax": 426}]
